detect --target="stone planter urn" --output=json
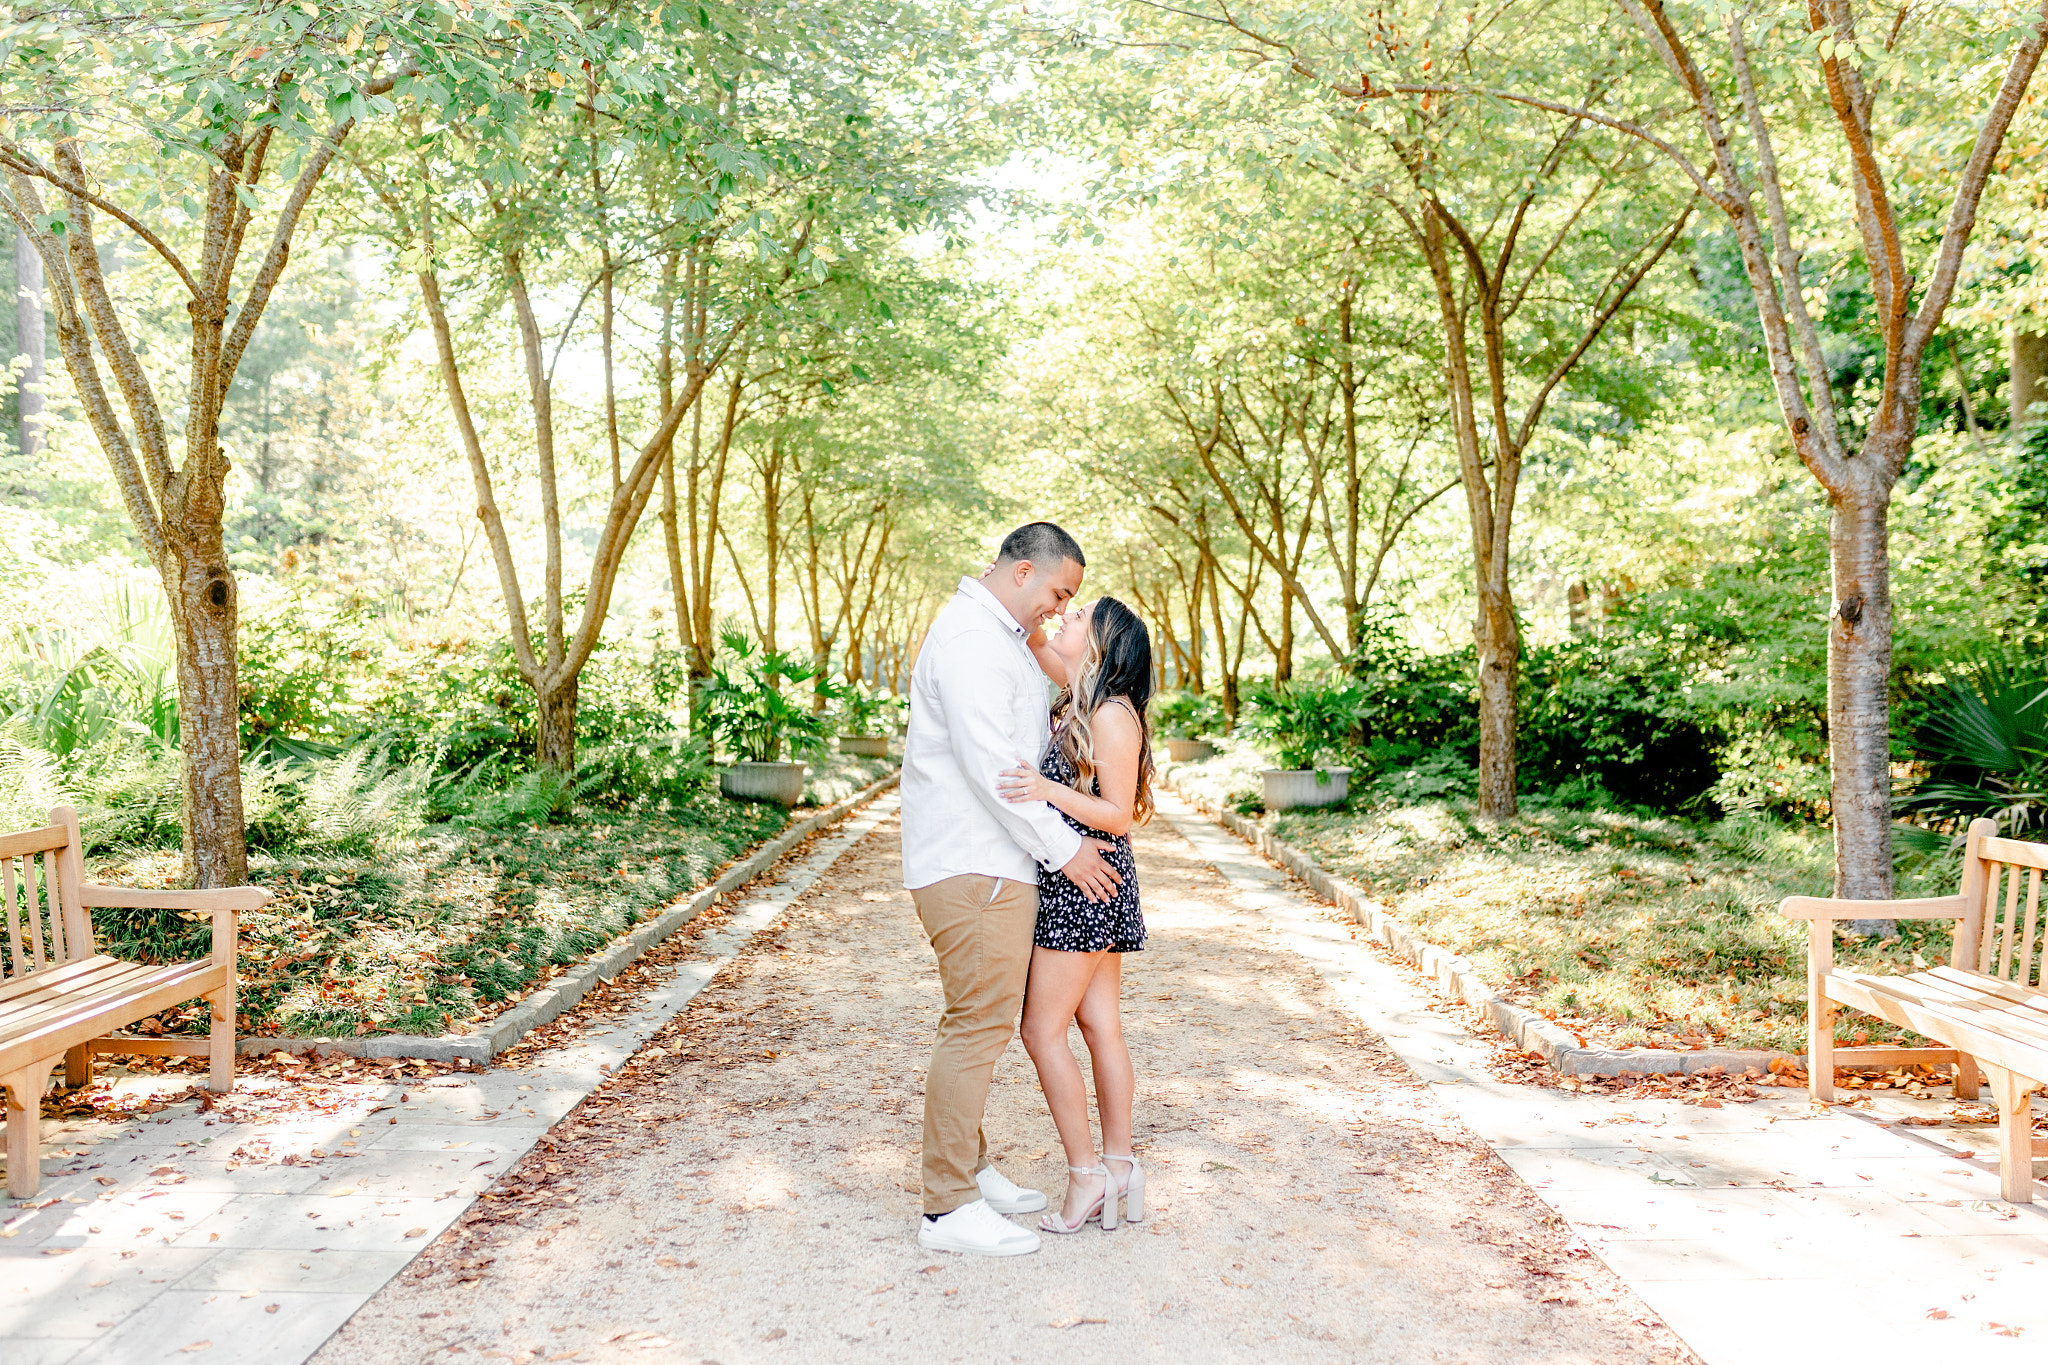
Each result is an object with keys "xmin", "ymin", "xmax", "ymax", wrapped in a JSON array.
[
  {"xmin": 1261, "ymin": 767, "xmax": 1351, "ymax": 811},
  {"xmin": 838, "ymin": 735, "xmax": 890, "ymax": 757},
  {"xmin": 1164, "ymin": 738, "xmax": 1216, "ymax": 763},
  {"xmin": 720, "ymin": 761, "xmax": 808, "ymax": 806}
]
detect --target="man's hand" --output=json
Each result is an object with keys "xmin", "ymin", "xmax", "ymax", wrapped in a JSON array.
[{"xmin": 1059, "ymin": 839, "xmax": 1123, "ymax": 903}]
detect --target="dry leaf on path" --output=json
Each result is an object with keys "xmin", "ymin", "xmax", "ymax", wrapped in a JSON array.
[
  {"xmin": 405, "ymin": 1227, "xmax": 428, "ymax": 1238},
  {"xmin": 1049, "ymin": 1317, "xmax": 1107, "ymax": 1329},
  {"xmin": 1926, "ymin": 1308, "xmax": 1951, "ymax": 1320}
]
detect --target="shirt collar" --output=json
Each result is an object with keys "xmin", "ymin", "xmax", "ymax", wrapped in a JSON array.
[{"xmin": 957, "ymin": 576, "xmax": 1028, "ymax": 639}]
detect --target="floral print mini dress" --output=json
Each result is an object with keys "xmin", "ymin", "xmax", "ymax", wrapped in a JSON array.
[{"xmin": 1033, "ymin": 725, "xmax": 1145, "ymax": 954}]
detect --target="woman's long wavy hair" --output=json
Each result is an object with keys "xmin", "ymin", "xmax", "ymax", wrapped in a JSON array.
[{"xmin": 1052, "ymin": 596, "xmax": 1156, "ymax": 826}]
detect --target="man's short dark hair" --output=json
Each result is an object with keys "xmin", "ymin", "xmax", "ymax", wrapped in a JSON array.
[{"xmin": 996, "ymin": 521, "xmax": 1085, "ymax": 570}]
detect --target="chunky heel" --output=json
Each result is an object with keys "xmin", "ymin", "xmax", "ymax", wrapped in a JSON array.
[{"xmin": 1105, "ymin": 1154, "xmax": 1144, "ymax": 1224}]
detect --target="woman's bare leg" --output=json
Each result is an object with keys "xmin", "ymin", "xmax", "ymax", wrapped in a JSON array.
[
  {"xmin": 1073, "ymin": 953, "xmax": 1133, "ymax": 1159},
  {"xmin": 1021, "ymin": 946, "xmax": 1109, "ymax": 1223}
]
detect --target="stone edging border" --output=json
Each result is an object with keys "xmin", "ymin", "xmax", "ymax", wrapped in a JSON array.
[
  {"xmin": 1164, "ymin": 772, "xmax": 1805, "ymax": 1078},
  {"xmin": 230, "ymin": 771, "xmax": 901, "ymax": 1064}
]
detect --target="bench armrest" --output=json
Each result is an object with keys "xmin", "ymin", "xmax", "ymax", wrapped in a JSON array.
[
  {"xmin": 78, "ymin": 885, "xmax": 273, "ymax": 913},
  {"xmin": 1780, "ymin": 894, "xmax": 1965, "ymax": 921},
  {"xmin": 79, "ymin": 884, "xmax": 269, "ymax": 965}
]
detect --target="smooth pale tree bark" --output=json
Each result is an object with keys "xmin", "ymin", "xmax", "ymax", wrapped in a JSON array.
[
  {"xmin": 1195, "ymin": 11, "xmax": 1691, "ymax": 819},
  {"xmin": 1384, "ymin": 163, "xmax": 1690, "ymax": 820},
  {"xmin": 1313, "ymin": 287, "xmax": 1458, "ymax": 664},
  {"xmin": 413, "ymin": 191, "xmax": 748, "ymax": 769},
  {"xmin": 0, "ymin": 86, "xmax": 390, "ymax": 884},
  {"xmin": 2012, "ymin": 326, "xmax": 2048, "ymax": 433},
  {"xmin": 1445, "ymin": 0, "xmax": 2047, "ymax": 916},
  {"xmin": 13, "ymin": 228, "xmax": 41, "ymax": 458},
  {"xmin": 793, "ymin": 486, "xmax": 896, "ymax": 708},
  {"xmin": 656, "ymin": 237, "xmax": 757, "ymax": 689}
]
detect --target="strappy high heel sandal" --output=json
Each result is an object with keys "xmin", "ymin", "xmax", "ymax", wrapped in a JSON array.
[
  {"xmin": 1040, "ymin": 1163, "xmax": 1110, "ymax": 1235},
  {"xmin": 1103, "ymin": 1153, "xmax": 1145, "ymax": 1225}
]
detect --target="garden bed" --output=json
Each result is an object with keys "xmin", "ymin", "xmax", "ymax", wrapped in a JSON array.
[
  {"xmin": 1167, "ymin": 748, "xmax": 1952, "ymax": 1053},
  {"xmin": 91, "ymin": 754, "xmax": 896, "ymax": 1040}
]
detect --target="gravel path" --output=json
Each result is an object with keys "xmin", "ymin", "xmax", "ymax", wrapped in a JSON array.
[{"xmin": 315, "ymin": 812, "xmax": 1689, "ymax": 1365}]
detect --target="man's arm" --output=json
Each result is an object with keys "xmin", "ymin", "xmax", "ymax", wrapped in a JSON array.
[{"xmin": 929, "ymin": 630, "xmax": 1085, "ymax": 872}]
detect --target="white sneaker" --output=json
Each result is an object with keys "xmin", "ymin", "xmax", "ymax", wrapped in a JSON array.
[
  {"xmin": 976, "ymin": 1164, "xmax": 1048, "ymax": 1214},
  {"xmin": 918, "ymin": 1198, "xmax": 1041, "ymax": 1257}
]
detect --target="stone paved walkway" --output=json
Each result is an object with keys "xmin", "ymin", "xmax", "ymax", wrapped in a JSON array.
[
  {"xmin": 0, "ymin": 799, "xmax": 895, "ymax": 1365},
  {"xmin": 314, "ymin": 805, "xmax": 1681, "ymax": 1365},
  {"xmin": 1160, "ymin": 796, "xmax": 2048, "ymax": 1364},
  {"xmin": 21, "ymin": 788, "xmax": 2041, "ymax": 1363}
]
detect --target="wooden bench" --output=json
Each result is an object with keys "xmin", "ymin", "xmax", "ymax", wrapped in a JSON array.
[
  {"xmin": 1787, "ymin": 817, "xmax": 2048, "ymax": 1201},
  {"xmin": 2, "ymin": 804, "xmax": 269, "ymax": 1197}
]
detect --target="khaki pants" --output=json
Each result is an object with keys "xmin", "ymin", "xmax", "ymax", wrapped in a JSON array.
[{"xmin": 913, "ymin": 873, "xmax": 1038, "ymax": 1215}]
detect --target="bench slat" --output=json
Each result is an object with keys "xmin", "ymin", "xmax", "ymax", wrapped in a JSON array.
[
  {"xmin": 3, "ymin": 856, "xmax": 20, "ymax": 976},
  {"xmin": 0, "ymin": 960, "xmax": 224, "ymax": 1075},
  {"xmin": 0, "ymin": 963, "xmax": 169, "ymax": 1033},
  {"xmin": 0, "ymin": 959, "xmax": 212, "ymax": 1042},
  {"xmin": 1895, "ymin": 970, "xmax": 2048, "ymax": 1041},
  {"xmin": 1922, "ymin": 965, "xmax": 2048, "ymax": 1027},
  {"xmin": 1857, "ymin": 970, "xmax": 2048, "ymax": 1048},
  {"xmin": 0, "ymin": 961, "xmax": 219, "ymax": 1035},
  {"xmin": 0, "ymin": 954, "xmax": 139, "ymax": 1008},
  {"xmin": 1829, "ymin": 970, "xmax": 2048, "ymax": 1052},
  {"xmin": 1826, "ymin": 973, "xmax": 2048, "ymax": 1083},
  {"xmin": 1981, "ymin": 835, "xmax": 2048, "ymax": 872}
]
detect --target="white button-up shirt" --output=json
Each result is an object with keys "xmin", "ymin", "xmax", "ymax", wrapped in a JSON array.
[{"xmin": 900, "ymin": 577, "xmax": 1083, "ymax": 890}]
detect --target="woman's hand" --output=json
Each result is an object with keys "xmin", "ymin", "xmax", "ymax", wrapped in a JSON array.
[{"xmin": 997, "ymin": 763, "xmax": 1050, "ymax": 804}]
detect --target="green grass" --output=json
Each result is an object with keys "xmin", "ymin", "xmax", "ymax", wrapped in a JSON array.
[
  {"xmin": 92, "ymin": 754, "xmax": 895, "ymax": 1039},
  {"xmin": 1168, "ymin": 748, "xmax": 1954, "ymax": 1053}
]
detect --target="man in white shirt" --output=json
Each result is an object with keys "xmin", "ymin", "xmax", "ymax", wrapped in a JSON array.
[{"xmin": 902, "ymin": 522, "xmax": 1122, "ymax": 1257}]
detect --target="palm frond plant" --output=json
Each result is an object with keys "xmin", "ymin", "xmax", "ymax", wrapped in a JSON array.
[
  {"xmin": 1240, "ymin": 678, "xmax": 1368, "ymax": 810},
  {"xmin": 1898, "ymin": 651, "xmax": 2048, "ymax": 839},
  {"xmin": 697, "ymin": 629, "xmax": 842, "ymax": 764},
  {"xmin": 1241, "ymin": 679, "xmax": 1367, "ymax": 772}
]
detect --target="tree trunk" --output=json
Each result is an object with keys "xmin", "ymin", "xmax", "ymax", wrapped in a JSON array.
[
  {"xmin": 2011, "ymin": 324, "xmax": 2048, "ymax": 433},
  {"xmin": 13, "ymin": 228, "xmax": 42, "ymax": 457},
  {"xmin": 1474, "ymin": 580, "xmax": 1520, "ymax": 821},
  {"xmin": 1828, "ymin": 480, "xmax": 1897, "ymax": 927},
  {"xmin": 537, "ymin": 677, "xmax": 580, "ymax": 773},
  {"xmin": 170, "ymin": 552, "xmax": 246, "ymax": 886}
]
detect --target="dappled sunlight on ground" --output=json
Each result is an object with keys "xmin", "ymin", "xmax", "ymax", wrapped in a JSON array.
[
  {"xmin": 312, "ymin": 812, "xmax": 1690, "ymax": 1365},
  {"xmin": 1169, "ymin": 753, "xmax": 1956, "ymax": 1053}
]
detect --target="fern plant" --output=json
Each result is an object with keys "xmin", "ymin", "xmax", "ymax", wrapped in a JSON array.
[{"xmin": 296, "ymin": 745, "xmax": 429, "ymax": 851}]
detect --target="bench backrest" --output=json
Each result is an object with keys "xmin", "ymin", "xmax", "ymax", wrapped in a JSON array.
[
  {"xmin": 1955, "ymin": 817, "xmax": 2048, "ymax": 988},
  {"xmin": 0, "ymin": 805, "xmax": 94, "ymax": 978}
]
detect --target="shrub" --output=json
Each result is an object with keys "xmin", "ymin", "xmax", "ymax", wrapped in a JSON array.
[
  {"xmin": 293, "ymin": 745, "xmax": 430, "ymax": 851},
  {"xmin": 1346, "ymin": 623, "xmax": 1477, "ymax": 775},
  {"xmin": 1151, "ymin": 689, "xmax": 1227, "ymax": 740},
  {"xmin": 1520, "ymin": 635, "xmax": 1723, "ymax": 814},
  {"xmin": 831, "ymin": 683, "xmax": 901, "ymax": 738}
]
